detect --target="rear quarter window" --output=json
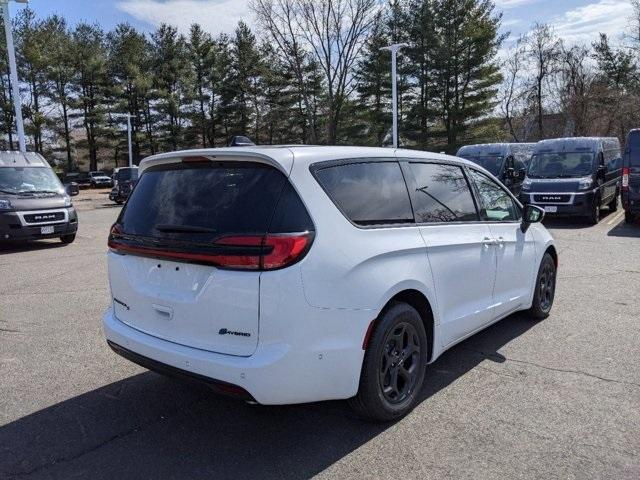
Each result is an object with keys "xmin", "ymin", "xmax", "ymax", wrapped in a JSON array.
[{"xmin": 313, "ymin": 161, "xmax": 414, "ymax": 226}]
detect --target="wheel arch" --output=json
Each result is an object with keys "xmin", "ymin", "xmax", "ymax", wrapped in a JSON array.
[
  {"xmin": 545, "ymin": 244, "xmax": 558, "ymax": 268},
  {"xmin": 375, "ymin": 288, "xmax": 435, "ymax": 363}
]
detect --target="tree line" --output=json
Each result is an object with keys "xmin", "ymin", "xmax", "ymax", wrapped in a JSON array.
[{"xmin": 0, "ymin": 0, "xmax": 638, "ymax": 172}]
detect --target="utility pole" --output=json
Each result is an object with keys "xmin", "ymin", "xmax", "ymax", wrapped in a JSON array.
[
  {"xmin": 126, "ymin": 114, "xmax": 133, "ymax": 168},
  {"xmin": 1, "ymin": 0, "xmax": 28, "ymax": 153},
  {"xmin": 380, "ymin": 43, "xmax": 408, "ymax": 149}
]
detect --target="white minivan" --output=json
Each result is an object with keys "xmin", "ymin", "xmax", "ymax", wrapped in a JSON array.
[{"xmin": 103, "ymin": 146, "xmax": 557, "ymax": 421}]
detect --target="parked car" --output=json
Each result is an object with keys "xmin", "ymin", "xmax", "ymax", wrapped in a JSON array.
[
  {"xmin": 103, "ymin": 146, "xmax": 557, "ymax": 421},
  {"xmin": 622, "ymin": 129, "xmax": 640, "ymax": 224},
  {"xmin": 64, "ymin": 171, "xmax": 92, "ymax": 189},
  {"xmin": 89, "ymin": 170, "xmax": 113, "ymax": 188},
  {"xmin": 109, "ymin": 167, "xmax": 138, "ymax": 204},
  {"xmin": 456, "ymin": 143, "xmax": 535, "ymax": 195},
  {"xmin": 0, "ymin": 151, "xmax": 78, "ymax": 244},
  {"xmin": 521, "ymin": 137, "xmax": 622, "ymax": 224}
]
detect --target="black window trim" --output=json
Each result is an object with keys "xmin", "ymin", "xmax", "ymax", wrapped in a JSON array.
[
  {"xmin": 309, "ymin": 157, "xmax": 526, "ymax": 230},
  {"xmin": 465, "ymin": 166, "xmax": 523, "ymax": 224},
  {"xmin": 309, "ymin": 157, "xmax": 417, "ymax": 230},
  {"xmin": 400, "ymin": 159, "xmax": 482, "ymax": 225}
]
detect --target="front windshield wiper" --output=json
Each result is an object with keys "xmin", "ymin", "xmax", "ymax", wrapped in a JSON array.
[{"xmin": 155, "ymin": 224, "xmax": 216, "ymax": 234}]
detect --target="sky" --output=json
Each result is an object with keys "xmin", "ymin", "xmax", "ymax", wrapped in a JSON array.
[{"xmin": 12, "ymin": 0, "xmax": 636, "ymax": 47}]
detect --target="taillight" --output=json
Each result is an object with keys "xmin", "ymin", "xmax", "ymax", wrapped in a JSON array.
[
  {"xmin": 108, "ymin": 225, "xmax": 312, "ymax": 271},
  {"xmin": 622, "ymin": 167, "xmax": 630, "ymax": 191}
]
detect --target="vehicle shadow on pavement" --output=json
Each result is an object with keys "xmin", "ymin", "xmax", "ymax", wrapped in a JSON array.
[
  {"xmin": 0, "ymin": 240, "xmax": 66, "ymax": 254},
  {"xmin": 607, "ymin": 221, "xmax": 640, "ymax": 238},
  {"xmin": 0, "ymin": 314, "xmax": 536, "ymax": 480},
  {"xmin": 542, "ymin": 208, "xmax": 616, "ymax": 230}
]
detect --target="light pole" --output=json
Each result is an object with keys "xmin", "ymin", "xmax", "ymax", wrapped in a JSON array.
[
  {"xmin": 1, "ymin": 0, "xmax": 27, "ymax": 153},
  {"xmin": 380, "ymin": 43, "xmax": 408, "ymax": 149},
  {"xmin": 126, "ymin": 114, "xmax": 133, "ymax": 168}
]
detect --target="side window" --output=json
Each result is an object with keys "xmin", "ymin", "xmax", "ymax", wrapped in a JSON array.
[
  {"xmin": 468, "ymin": 169, "xmax": 520, "ymax": 222},
  {"xmin": 408, "ymin": 162, "xmax": 478, "ymax": 223},
  {"xmin": 314, "ymin": 161, "xmax": 414, "ymax": 226}
]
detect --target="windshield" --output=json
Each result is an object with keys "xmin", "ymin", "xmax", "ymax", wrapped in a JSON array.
[
  {"xmin": 0, "ymin": 167, "xmax": 64, "ymax": 195},
  {"xmin": 462, "ymin": 156, "xmax": 504, "ymax": 176},
  {"xmin": 117, "ymin": 169, "xmax": 138, "ymax": 181},
  {"xmin": 91, "ymin": 171, "xmax": 107, "ymax": 177},
  {"xmin": 528, "ymin": 152, "xmax": 595, "ymax": 178}
]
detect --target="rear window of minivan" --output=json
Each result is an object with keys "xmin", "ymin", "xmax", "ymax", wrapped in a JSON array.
[{"xmin": 118, "ymin": 161, "xmax": 312, "ymax": 244}]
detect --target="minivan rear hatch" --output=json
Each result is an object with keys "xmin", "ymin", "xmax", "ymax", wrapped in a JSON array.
[{"xmin": 107, "ymin": 157, "xmax": 313, "ymax": 356}]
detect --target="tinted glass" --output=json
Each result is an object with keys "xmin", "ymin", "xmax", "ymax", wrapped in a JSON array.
[
  {"xmin": 469, "ymin": 169, "xmax": 520, "ymax": 221},
  {"xmin": 461, "ymin": 156, "xmax": 503, "ymax": 176},
  {"xmin": 116, "ymin": 168, "xmax": 139, "ymax": 181},
  {"xmin": 269, "ymin": 182, "xmax": 314, "ymax": 233},
  {"xmin": 119, "ymin": 162, "xmax": 298, "ymax": 244},
  {"xmin": 314, "ymin": 161, "xmax": 413, "ymax": 226},
  {"xmin": 409, "ymin": 163, "xmax": 478, "ymax": 222},
  {"xmin": 0, "ymin": 167, "xmax": 64, "ymax": 195},
  {"xmin": 528, "ymin": 152, "xmax": 595, "ymax": 178}
]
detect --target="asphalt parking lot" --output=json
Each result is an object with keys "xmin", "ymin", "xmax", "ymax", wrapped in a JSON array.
[{"xmin": 1, "ymin": 191, "xmax": 639, "ymax": 480}]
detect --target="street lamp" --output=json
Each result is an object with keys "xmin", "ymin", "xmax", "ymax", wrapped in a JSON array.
[
  {"xmin": 1, "ymin": 0, "xmax": 27, "ymax": 153},
  {"xmin": 380, "ymin": 43, "xmax": 408, "ymax": 149},
  {"xmin": 126, "ymin": 113, "xmax": 133, "ymax": 168}
]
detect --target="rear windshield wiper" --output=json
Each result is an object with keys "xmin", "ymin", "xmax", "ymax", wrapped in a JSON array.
[{"xmin": 154, "ymin": 224, "xmax": 217, "ymax": 234}]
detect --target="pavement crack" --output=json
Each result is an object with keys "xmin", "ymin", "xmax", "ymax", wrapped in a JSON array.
[
  {"xmin": 6, "ymin": 396, "xmax": 207, "ymax": 479},
  {"xmin": 462, "ymin": 347, "xmax": 640, "ymax": 389}
]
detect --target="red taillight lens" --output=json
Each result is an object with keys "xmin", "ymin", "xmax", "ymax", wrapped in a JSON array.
[
  {"xmin": 108, "ymin": 226, "xmax": 312, "ymax": 271},
  {"xmin": 622, "ymin": 167, "xmax": 630, "ymax": 191},
  {"xmin": 262, "ymin": 234, "xmax": 312, "ymax": 269}
]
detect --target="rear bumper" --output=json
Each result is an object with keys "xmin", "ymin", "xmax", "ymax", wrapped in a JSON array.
[
  {"xmin": 0, "ymin": 208, "xmax": 78, "ymax": 241},
  {"xmin": 107, "ymin": 340, "xmax": 255, "ymax": 400},
  {"xmin": 102, "ymin": 307, "xmax": 366, "ymax": 405}
]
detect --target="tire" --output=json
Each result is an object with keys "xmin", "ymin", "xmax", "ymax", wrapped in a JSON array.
[
  {"xmin": 608, "ymin": 191, "xmax": 618, "ymax": 212},
  {"xmin": 587, "ymin": 197, "xmax": 601, "ymax": 225},
  {"xmin": 625, "ymin": 211, "xmax": 636, "ymax": 224},
  {"xmin": 348, "ymin": 302, "xmax": 428, "ymax": 422},
  {"xmin": 115, "ymin": 199, "xmax": 124, "ymax": 205},
  {"xmin": 528, "ymin": 253, "xmax": 556, "ymax": 320},
  {"xmin": 60, "ymin": 234, "xmax": 76, "ymax": 244}
]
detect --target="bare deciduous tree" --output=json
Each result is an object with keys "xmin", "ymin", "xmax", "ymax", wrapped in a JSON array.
[{"xmin": 524, "ymin": 23, "xmax": 562, "ymax": 139}]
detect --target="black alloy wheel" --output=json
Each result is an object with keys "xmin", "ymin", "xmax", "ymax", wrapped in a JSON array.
[
  {"xmin": 349, "ymin": 302, "xmax": 427, "ymax": 422},
  {"xmin": 528, "ymin": 253, "xmax": 556, "ymax": 320},
  {"xmin": 379, "ymin": 322, "xmax": 421, "ymax": 405}
]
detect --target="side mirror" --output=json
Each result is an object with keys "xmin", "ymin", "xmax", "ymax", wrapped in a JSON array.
[
  {"xmin": 521, "ymin": 204, "xmax": 545, "ymax": 232},
  {"xmin": 505, "ymin": 167, "xmax": 515, "ymax": 179},
  {"xmin": 65, "ymin": 183, "xmax": 80, "ymax": 197},
  {"xmin": 597, "ymin": 165, "xmax": 606, "ymax": 176}
]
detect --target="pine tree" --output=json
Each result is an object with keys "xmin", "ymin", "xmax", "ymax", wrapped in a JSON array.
[
  {"xmin": 355, "ymin": 12, "xmax": 391, "ymax": 146},
  {"xmin": 71, "ymin": 23, "xmax": 109, "ymax": 171},
  {"xmin": 42, "ymin": 15, "xmax": 75, "ymax": 169},
  {"xmin": 107, "ymin": 23, "xmax": 153, "ymax": 164},
  {"xmin": 431, "ymin": 0, "xmax": 504, "ymax": 150},
  {"xmin": 151, "ymin": 24, "xmax": 191, "ymax": 151}
]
